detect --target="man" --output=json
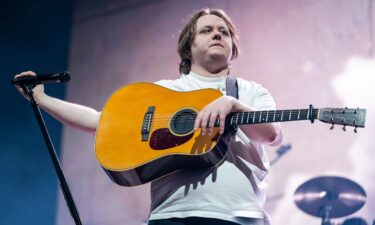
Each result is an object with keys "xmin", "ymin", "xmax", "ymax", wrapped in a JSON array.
[{"xmin": 15, "ymin": 8, "xmax": 282, "ymax": 225}]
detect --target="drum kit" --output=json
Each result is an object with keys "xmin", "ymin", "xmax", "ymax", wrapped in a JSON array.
[{"xmin": 294, "ymin": 176, "xmax": 367, "ymax": 225}]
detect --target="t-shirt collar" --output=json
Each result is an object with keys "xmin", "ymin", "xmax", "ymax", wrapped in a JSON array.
[{"xmin": 187, "ymin": 71, "xmax": 227, "ymax": 83}]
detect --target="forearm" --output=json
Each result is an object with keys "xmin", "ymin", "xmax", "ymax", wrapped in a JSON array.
[
  {"xmin": 36, "ymin": 93, "xmax": 100, "ymax": 133},
  {"xmin": 240, "ymin": 122, "xmax": 282, "ymax": 146},
  {"xmin": 231, "ymin": 98, "xmax": 282, "ymax": 145}
]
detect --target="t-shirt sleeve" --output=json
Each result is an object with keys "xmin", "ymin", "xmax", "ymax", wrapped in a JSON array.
[{"xmin": 237, "ymin": 78, "xmax": 276, "ymax": 111}]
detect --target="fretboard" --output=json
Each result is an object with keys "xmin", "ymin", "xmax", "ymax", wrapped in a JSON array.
[{"xmin": 217, "ymin": 109, "xmax": 319, "ymax": 126}]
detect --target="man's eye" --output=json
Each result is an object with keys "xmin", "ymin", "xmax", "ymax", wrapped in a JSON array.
[
  {"xmin": 221, "ymin": 30, "xmax": 230, "ymax": 36},
  {"xmin": 200, "ymin": 29, "xmax": 211, "ymax": 34}
]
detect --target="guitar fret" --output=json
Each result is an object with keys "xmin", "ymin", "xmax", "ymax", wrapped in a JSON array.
[
  {"xmin": 273, "ymin": 110, "xmax": 276, "ymax": 122},
  {"xmin": 294, "ymin": 110, "xmax": 298, "ymax": 120},
  {"xmin": 241, "ymin": 112, "xmax": 244, "ymax": 124},
  {"xmin": 246, "ymin": 112, "xmax": 250, "ymax": 124},
  {"xmin": 266, "ymin": 110, "xmax": 269, "ymax": 122},
  {"xmin": 259, "ymin": 111, "xmax": 262, "ymax": 123},
  {"xmin": 231, "ymin": 116, "xmax": 234, "ymax": 125},
  {"xmin": 289, "ymin": 110, "xmax": 291, "ymax": 120},
  {"xmin": 295, "ymin": 110, "xmax": 299, "ymax": 120},
  {"xmin": 236, "ymin": 113, "xmax": 239, "ymax": 125},
  {"xmin": 307, "ymin": 109, "xmax": 310, "ymax": 120},
  {"xmin": 252, "ymin": 112, "xmax": 255, "ymax": 124},
  {"xmin": 281, "ymin": 110, "xmax": 284, "ymax": 121},
  {"xmin": 275, "ymin": 110, "xmax": 279, "ymax": 122}
]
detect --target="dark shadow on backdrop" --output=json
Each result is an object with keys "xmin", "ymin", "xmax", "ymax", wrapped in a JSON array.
[{"xmin": 0, "ymin": 1, "xmax": 74, "ymax": 224}]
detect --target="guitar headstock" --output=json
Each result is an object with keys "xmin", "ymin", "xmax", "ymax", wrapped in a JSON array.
[{"xmin": 318, "ymin": 108, "xmax": 366, "ymax": 132}]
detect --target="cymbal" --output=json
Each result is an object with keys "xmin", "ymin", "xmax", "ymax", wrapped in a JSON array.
[{"xmin": 294, "ymin": 176, "xmax": 366, "ymax": 218}]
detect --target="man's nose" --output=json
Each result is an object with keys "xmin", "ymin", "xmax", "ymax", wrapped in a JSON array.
[{"xmin": 212, "ymin": 31, "xmax": 222, "ymax": 40}]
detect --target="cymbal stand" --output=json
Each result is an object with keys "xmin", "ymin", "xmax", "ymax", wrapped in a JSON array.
[{"xmin": 321, "ymin": 206, "xmax": 333, "ymax": 225}]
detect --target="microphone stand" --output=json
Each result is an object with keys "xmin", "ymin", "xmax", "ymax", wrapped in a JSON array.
[{"xmin": 22, "ymin": 84, "xmax": 82, "ymax": 225}]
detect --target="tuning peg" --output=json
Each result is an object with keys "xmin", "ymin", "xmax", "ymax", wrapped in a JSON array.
[
  {"xmin": 342, "ymin": 125, "xmax": 347, "ymax": 132},
  {"xmin": 330, "ymin": 123, "xmax": 335, "ymax": 130},
  {"xmin": 354, "ymin": 126, "xmax": 358, "ymax": 133}
]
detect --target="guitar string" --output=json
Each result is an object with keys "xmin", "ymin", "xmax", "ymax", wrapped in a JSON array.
[
  {"xmin": 134, "ymin": 108, "xmax": 356, "ymax": 126},
  {"xmin": 131, "ymin": 108, "xmax": 354, "ymax": 121},
  {"xmin": 151, "ymin": 116, "xmax": 313, "ymax": 122},
  {"xmin": 150, "ymin": 111, "xmax": 317, "ymax": 120},
  {"xmin": 148, "ymin": 114, "xmax": 323, "ymax": 126},
  {"xmin": 151, "ymin": 110, "xmax": 316, "ymax": 118},
  {"xmin": 149, "ymin": 112, "xmax": 318, "ymax": 126}
]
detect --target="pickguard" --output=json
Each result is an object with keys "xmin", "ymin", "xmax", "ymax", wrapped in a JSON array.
[{"xmin": 149, "ymin": 128, "xmax": 193, "ymax": 150}]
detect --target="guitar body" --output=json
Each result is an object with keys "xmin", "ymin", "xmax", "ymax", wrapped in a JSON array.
[{"xmin": 95, "ymin": 82, "xmax": 230, "ymax": 186}]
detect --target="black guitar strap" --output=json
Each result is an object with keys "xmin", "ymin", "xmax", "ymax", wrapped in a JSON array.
[{"xmin": 226, "ymin": 76, "xmax": 239, "ymax": 135}]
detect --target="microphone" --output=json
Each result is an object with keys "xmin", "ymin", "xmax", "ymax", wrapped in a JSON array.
[{"xmin": 11, "ymin": 71, "xmax": 71, "ymax": 86}]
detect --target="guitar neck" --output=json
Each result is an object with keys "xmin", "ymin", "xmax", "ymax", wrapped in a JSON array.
[{"xmin": 221, "ymin": 108, "xmax": 319, "ymax": 126}]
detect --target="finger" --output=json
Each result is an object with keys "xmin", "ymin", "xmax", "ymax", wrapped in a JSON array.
[
  {"xmin": 208, "ymin": 111, "xmax": 218, "ymax": 136},
  {"xmin": 194, "ymin": 110, "xmax": 204, "ymax": 131},
  {"xmin": 219, "ymin": 113, "xmax": 226, "ymax": 134},
  {"xmin": 15, "ymin": 71, "xmax": 36, "ymax": 78},
  {"xmin": 14, "ymin": 72, "xmax": 36, "ymax": 85},
  {"xmin": 21, "ymin": 71, "xmax": 36, "ymax": 76},
  {"xmin": 14, "ymin": 72, "xmax": 36, "ymax": 95},
  {"xmin": 200, "ymin": 111, "xmax": 210, "ymax": 135},
  {"xmin": 16, "ymin": 85, "xmax": 24, "ymax": 92}
]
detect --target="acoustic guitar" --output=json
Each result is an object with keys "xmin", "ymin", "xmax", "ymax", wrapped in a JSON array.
[{"xmin": 95, "ymin": 82, "xmax": 366, "ymax": 186}]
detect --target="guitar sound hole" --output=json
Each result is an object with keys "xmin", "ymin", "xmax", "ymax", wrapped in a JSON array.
[{"xmin": 170, "ymin": 109, "xmax": 196, "ymax": 135}]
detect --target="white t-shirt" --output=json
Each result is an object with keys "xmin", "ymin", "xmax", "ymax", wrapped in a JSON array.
[{"xmin": 148, "ymin": 72, "xmax": 276, "ymax": 225}]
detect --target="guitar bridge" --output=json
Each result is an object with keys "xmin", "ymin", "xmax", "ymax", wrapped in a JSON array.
[{"xmin": 141, "ymin": 106, "xmax": 155, "ymax": 141}]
